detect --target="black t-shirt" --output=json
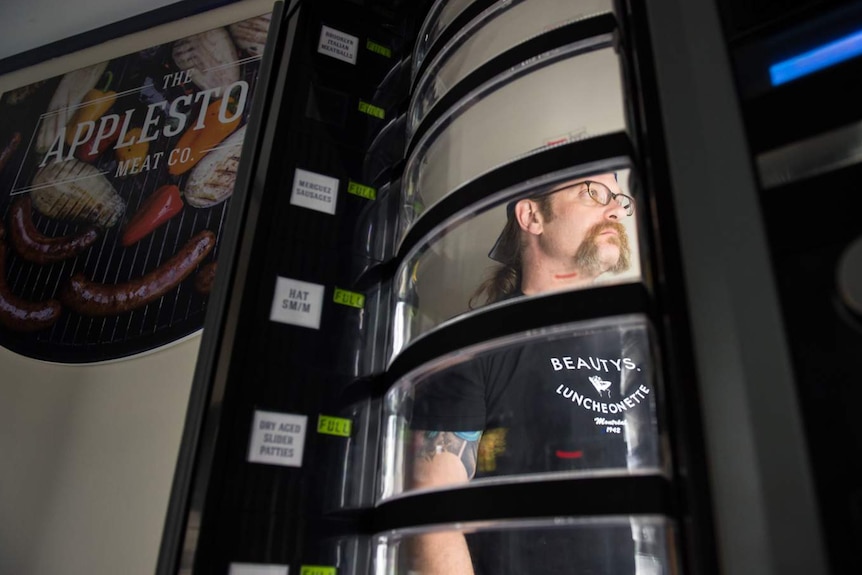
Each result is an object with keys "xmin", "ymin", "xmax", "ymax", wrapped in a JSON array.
[{"xmin": 410, "ymin": 320, "xmax": 657, "ymax": 574}]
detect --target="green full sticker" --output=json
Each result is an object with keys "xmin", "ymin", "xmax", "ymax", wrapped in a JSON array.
[
  {"xmin": 333, "ymin": 288, "xmax": 365, "ymax": 309},
  {"xmin": 347, "ymin": 180, "xmax": 376, "ymax": 200},
  {"xmin": 300, "ymin": 566, "xmax": 336, "ymax": 575},
  {"xmin": 358, "ymin": 100, "xmax": 385, "ymax": 119},
  {"xmin": 317, "ymin": 415, "xmax": 352, "ymax": 437},
  {"xmin": 366, "ymin": 39, "xmax": 392, "ymax": 58}
]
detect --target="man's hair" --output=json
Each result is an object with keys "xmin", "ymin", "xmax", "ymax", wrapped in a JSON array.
[{"xmin": 469, "ymin": 195, "xmax": 554, "ymax": 308}]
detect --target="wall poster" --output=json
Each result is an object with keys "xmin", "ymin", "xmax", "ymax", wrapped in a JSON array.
[{"xmin": 0, "ymin": 11, "xmax": 272, "ymax": 363}]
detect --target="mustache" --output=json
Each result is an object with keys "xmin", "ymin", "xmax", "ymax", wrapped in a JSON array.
[
  {"xmin": 575, "ymin": 221, "xmax": 632, "ymax": 275},
  {"xmin": 586, "ymin": 221, "xmax": 629, "ymax": 243}
]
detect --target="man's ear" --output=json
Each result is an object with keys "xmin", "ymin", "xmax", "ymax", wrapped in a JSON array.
[{"xmin": 514, "ymin": 198, "xmax": 544, "ymax": 235}]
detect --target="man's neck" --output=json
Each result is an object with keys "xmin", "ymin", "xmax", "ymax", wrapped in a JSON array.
[{"xmin": 520, "ymin": 263, "xmax": 597, "ymax": 295}]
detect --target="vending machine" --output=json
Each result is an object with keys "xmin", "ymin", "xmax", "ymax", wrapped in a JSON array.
[{"xmin": 156, "ymin": 0, "xmax": 834, "ymax": 574}]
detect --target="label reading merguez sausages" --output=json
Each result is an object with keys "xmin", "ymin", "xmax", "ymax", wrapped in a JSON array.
[
  {"xmin": 269, "ymin": 276, "xmax": 325, "ymax": 329},
  {"xmin": 290, "ymin": 168, "xmax": 338, "ymax": 215},
  {"xmin": 318, "ymin": 25, "xmax": 358, "ymax": 64}
]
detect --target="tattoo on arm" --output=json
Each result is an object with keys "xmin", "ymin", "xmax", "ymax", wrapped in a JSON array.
[{"xmin": 416, "ymin": 431, "xmax": 481, "ymax": 479}]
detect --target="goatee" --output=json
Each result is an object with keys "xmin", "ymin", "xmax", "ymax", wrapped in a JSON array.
[{"xmin": 573, "ymin": 222, "xmax": 631, "ymax": 276}]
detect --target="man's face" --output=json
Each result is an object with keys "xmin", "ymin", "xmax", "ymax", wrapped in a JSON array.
[{"xmin": 536, "ymin": 173, "xmax": 632, "ymax": 277}]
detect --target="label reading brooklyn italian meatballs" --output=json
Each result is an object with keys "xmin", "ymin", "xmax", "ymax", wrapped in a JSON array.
[
  {"xmin": 269, "ymin": 276, "xmax": 325, "ymax": 329},
  {"xmin": 229, "ymin": 564, "xmax": 289, "ymax": 575},
  {"xmin": 247, "ymin": 410, "xmax": 308, "ymax": 467},
  {"xmin": 290, "ymin": 168, "xmax": 339, "ymax": 215},
  {"xmin": 317, "ymin": 25, "xmax": 358, "ymax": 64}
]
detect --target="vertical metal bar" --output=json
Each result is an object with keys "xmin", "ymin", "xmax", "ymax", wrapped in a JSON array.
[{"xmin": 642, "ymin": 0, "xmax": 828, "ymax": 573}]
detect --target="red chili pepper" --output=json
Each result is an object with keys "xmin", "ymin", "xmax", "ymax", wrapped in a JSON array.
[
  {"xmin": 75, "ymin": 120, "xmax": 121, "ymax": 163},
  {"xmin": 121, "ymin": 184, "xmax": 184, "ymax": 247}
]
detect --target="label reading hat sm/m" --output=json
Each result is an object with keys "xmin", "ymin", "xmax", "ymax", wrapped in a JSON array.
[
  {"xmin": 318, "ymin": 25, "xmax": 358, "ymax": 64},
  {"xmin": 270, "ymin": 277, "xmax": 325, "ymax": 329}
]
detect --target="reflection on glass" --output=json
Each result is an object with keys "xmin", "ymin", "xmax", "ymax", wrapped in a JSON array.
[
  {"xmin": 391, "ymin": 168, "xmax": 642, "ymax": 359},
  {"xmin": 374, "ymin": 516, "xmax": 677, "ymax": 575},
  {"xmin": 414, "ymin": 0, "xmax": 482, "ymax": 76},
  {"xmin": 410, "ymin": 0, "xmax": 615, "ymax": 138},
  {"xmin": 402, "ymin": 42, "xmax": 626, "ymax": 241},
  {"xmin": 379, "ymin": 315, "xmax": 662, "ymax": 502}
]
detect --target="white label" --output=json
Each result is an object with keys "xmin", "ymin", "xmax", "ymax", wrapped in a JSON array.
[
  {"xmin": 229, "ymin": 564, "xmax": 289, "ymax": 575},
  {"xmin": 269, "ymin": 277, "xmax": 325, "ymax": 329},
  {"xmin": 247, "ymin": 410, "xmax": 308, "ymax": 467},
  {"xmin": 290, "ymin": 168, "xmax": 339, "ymax": 215},
  {"xmin": 317, "ymin": 25, "xmax": 358, "ymax": 64}
]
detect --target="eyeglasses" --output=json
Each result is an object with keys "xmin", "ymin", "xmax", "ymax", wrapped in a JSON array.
[{"xmin": 569, "ymin": 180, "xmax": 635, "ymax": 216}]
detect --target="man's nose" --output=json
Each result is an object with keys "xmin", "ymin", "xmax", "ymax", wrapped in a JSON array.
[{"xmin": 605, "ymin": 199, "xmax": 626, "ymax": 220}]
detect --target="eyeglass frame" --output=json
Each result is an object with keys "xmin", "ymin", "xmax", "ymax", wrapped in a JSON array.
[{"xmin": 538, "ymin": 179, "xmax": 636, "ymax": 216}]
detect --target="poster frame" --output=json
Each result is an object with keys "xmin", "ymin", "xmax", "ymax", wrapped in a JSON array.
[{"xmin": 0, "ymin": 1, "xmax": 245, "ymax": 77}]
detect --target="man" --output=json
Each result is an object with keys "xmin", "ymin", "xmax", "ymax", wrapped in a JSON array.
[
  {"xmin": 470, "ymin": 172, "xmax": 634, "ymax": 307},
  {"xmin": 404, "ymin": 173, "xmax": 651, "ymax": 574}
]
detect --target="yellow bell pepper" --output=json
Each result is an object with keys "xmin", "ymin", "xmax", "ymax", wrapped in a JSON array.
[
  {"xmin": 115, "ymin": 127, "xmax": 149, "ymax": 166},
  {"xmin": 66, "ymin": 71, "xmax": 117, "ymax": 146}
]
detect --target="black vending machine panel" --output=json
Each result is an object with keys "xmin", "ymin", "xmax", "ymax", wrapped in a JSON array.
[
  {"xmin": 158, "ymin": 1, "xmax": 717, "ymax": 574},
  {"xmin": 725, "ymin": 2, "xmax": 862, "ymax": 571}
]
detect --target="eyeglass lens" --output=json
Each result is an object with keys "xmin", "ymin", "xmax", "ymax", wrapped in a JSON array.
[{"xmin": 584, "ymin": 181, "xmax": 634, "ymax": 215}]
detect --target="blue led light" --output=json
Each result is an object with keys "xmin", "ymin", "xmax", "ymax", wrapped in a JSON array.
[{"xmin": 770, "ymin": 28, "xmax": 862, "ymax": 86}]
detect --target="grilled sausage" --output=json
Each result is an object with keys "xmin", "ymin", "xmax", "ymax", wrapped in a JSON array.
[
  {"xmin": 193, "ymin": 261, "xmax": 217, "ymax": 294},
  {"xmin": 9, "ymin": 195, "xmax": 98, "ymax": 264},
  {"xmin": 0, "ymin": 222, "xmax": 63, "ymax": 332},
  {"xmin": 59, "ymin": 230, "xmax": 215, "ymax": 316},
  {"xmin": 0, "ymin": 132, "xmax": 21, "ymax": 173}
]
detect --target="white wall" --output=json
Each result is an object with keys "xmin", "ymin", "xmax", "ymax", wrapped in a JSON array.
[
  {"xmin": 0, "ymin": 0, "xmax": 180, "ymax": 61},
  {"xmin": 0, "ymin": 340, "xmax": 200, "ymax": 575},
  {"xmin": 0, "ymin": 1, "xmax": 275, "ymax": 574}
]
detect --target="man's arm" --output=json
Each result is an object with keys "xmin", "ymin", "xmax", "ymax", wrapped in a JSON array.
[
  {"xmin": 407, "ymin": 430, "xmax": 481, "ymax": 575},
  {"xmin": 410, "ymin": 431, "xmax": 480, "ymax": 488}
]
